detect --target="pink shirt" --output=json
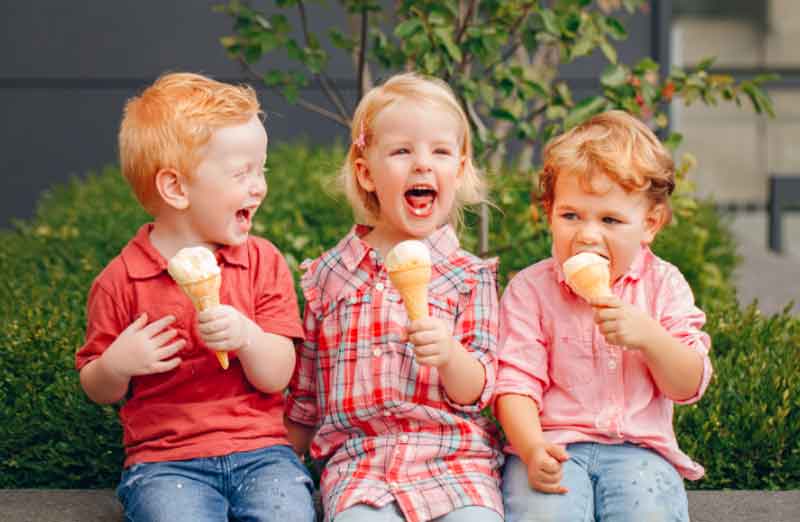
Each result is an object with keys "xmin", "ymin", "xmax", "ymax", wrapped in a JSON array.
[{"xmin": 495, "ymin": 246, "xmax": 712, "ymax": 480}]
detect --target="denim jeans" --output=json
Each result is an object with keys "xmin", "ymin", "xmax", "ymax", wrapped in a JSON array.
[
  {"xmin": 117, "ymin": 445, "xmax": 315, "ymax": 522},
  {"xmin": 503, "ymin": 442, "xmax": 689, "ymax": 522}
]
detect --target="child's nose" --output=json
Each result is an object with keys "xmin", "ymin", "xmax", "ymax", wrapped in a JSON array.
[
  {"xmin": 250, "ymin": 176, "xmax": 267, "ymax": 197},
  {"xmin": 413, "ymin": 152, "xmax": 433, "ymax": 173},
  {"xmin": 576, "ymin": 221, "xmax": 603, "ymax": 244}
]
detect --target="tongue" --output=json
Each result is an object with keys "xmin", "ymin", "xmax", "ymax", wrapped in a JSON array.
[{"xmin": 406, "ymin": 193, "xmax": 433, "ymax": 209}]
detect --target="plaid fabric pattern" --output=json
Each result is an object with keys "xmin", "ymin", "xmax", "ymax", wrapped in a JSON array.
[{"xmin": 287, "ymin": 225, "xmax": 503, "ymax": 522}]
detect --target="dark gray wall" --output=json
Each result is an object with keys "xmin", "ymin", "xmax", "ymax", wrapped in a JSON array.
[{"xmin": 0, "ymin": 1, "xmax": 664, "ymax": 228}]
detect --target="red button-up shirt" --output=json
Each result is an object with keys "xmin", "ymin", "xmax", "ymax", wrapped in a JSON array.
[
  {"xmin": 76, "ymin": 224, "xmax": 304, "ymax": 467},
  {"xmin": 287, "ymin": 225, "xmax": 503, "ymax": 522}
]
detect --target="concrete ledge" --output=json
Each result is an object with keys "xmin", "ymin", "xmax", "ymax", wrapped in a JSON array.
[{"xmin": 0, "ymin": 489, "xmax": 798, "ymax": 521}]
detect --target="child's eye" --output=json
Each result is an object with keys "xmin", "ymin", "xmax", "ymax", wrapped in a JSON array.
[
  {"xmin": 561, "ymin": 212, "xmax": 578, "ymax": 221},
  {"xmin": 602, "ymin": 216, "xmax": 622, "ymax": 224},
  {"xmin": 434, "ymin": 148, "xmax": 453, "ymax": 155},
  {"xmin": 391, "ymin": 148, "xmax": 410, "ymax": 155}
]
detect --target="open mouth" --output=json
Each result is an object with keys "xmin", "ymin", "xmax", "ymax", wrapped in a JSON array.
[
  {"xmin": 236, "ymin": 207, "xmax": 255, "ymax": 228},
  {"xmin": 404, "ymin": 185, "xmax": 437, "ymax": 218}
]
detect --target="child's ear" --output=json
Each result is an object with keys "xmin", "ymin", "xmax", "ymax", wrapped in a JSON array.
[
  {"xmin": 642, "ymin": 203, "xmax": 666, "ymax": 244},
  {"xmin": 354, "ymin": 158, "xmax": 375, "ymax": 192},
  {"xmin": 155, "ymin": 168, "xmax": 190, "ymax": 210}
]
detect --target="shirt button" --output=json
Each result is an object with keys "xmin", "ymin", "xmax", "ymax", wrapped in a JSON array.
[
  {"xmin": 382, "ymin": 410, "xmax": 392, "ymax": 417},
  {"xmin": 372, "ymin": 347, "xmax": 382, "ymax": 357},
  {"xmin": 389, "ymin": 482, "xmax": 398, "ymax": 490},
  {"xmin": 375, "ymin": 282, "xmax": 385, "ymax": 291},
  {"xmin": 608, "ymin": 358, "xmax": 617, "ymax": 370},
  {"xmin": 399, "ymin": 434, "xmax": 409, "ymax": 443},
  {"xmin": 369, "ymin": 251, "xmax": 377, "ymax": 258}
]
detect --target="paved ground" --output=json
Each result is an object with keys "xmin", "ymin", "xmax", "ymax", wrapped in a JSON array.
[
  {"xmin": 729, "ymin": 213, "xmax": 800, "ymax": 316},
  {"xmin": 0, "ymin": 489, "xmax": 798, "ymax": 522}
]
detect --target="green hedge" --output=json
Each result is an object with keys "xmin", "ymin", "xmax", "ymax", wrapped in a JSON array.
[{"xmin": 0, "ymin": 143, "xmax": 797, "ymax": 489}]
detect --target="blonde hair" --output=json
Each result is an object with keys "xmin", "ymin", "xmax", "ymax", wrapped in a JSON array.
[
  {"xmin": 118, "ymin": 72, "xmax": 261, "ymax": 215},
  {"xmin": 539, "ymin": 110, "xmax": 675, "ymax": 223},
  {"xmin": 340, "ymin": 72, "xmax": 485, "ymax": 228}
]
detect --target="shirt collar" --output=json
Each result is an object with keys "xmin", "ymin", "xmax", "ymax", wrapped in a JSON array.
[
  {"xmin": 121, "ymin": 223, "xmax": 248, "ymax": 280},
  {"xmin": 338, "ymin": 224, "xmax": 460, "ymax": 273}
]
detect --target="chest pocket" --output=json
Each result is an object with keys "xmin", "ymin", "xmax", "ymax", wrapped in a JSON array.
[{"xmin": 549, "ymin": 332, "xmax": 595, "ymax": 389}]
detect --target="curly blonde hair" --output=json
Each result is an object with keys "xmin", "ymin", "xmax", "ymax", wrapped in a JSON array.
[
  {"xmin": 340, "ymin": 72, "xmax": 486, "ymax": 228},
  {"xmin": 118, "ymin": 72, "xmax": 261, "ymax": 215},
  {"xmin": 539, "ymin": 110, "xmax": 675, "ymax": 223}
]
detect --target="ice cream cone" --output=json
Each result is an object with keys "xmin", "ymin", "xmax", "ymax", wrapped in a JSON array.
[
  {"xmin": 179, "ymin": 274, "xmax": 229, "ymax": 370},
  {"xmin": 563, "ymin": 252, "xmax": 612, "ymax": 302},
  {"xmin": 385, "ymin": 240, "xmax": 432, "ymax": 321},
  {"xmin": 167, "ymin": 247, "xmax": 229, "ymax": 370},
  {"xmin": 388, "ymin": 264, "xmax": 432, "ymax": 320}
]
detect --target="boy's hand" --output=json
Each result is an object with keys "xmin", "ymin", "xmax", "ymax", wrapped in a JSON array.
[
  {"xmin": 404, "ymin": 317, "xmax": 455, "ymax": 368},
  {"xmin": 103, "ymin": 314, "xmax": 184, "ymax": 378},
  {"xmin": 590, "ymin": 295, "xmax": 659, "ymax": 350},
  {"xmin": 525, "ymin": 442, "xmax": 570, "ymax": 494},
  {"xmin": 197, "ymin": 305, "xmax": 251, "ymax": 353}
]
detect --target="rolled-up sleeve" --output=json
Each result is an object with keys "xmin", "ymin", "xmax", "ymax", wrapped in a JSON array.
[
  {"xmin": 659, "ymin": 267, "xmax": 713, "ymax": 405},
  {"xmin": 446, "ymin": 262, "xmax": 499, "ymax": 413},
  {"xmin": 494, "ymin": 272, "xmax": 549, "ymax": 411}
]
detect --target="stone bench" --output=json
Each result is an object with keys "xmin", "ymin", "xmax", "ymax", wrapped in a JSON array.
[{"xmin": 0, "ymin": 489, "xmax": 798, "ymax": 521}]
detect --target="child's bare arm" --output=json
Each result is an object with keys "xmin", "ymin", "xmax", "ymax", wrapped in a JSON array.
[
  {"xmin": 237, "ymin": 327, "xmax": 296, "ymax": 393},
  {"xmin": 496, "ymin": 394, "xmax": 569, "ymax": 494},
  {"xmin": 436, "ymin": 339, "xmax": 486, "ymax": 404},
  {"xmin": 591, "ymin": 295, "xmax": 704, "ymax": 400},
  {"xmin": 80, "ymin": 314, "xmax": 184, "ymax": 404},
  {"xmin": 197, "ymin": 305, "xmax": 295, "ymax": 393},
  {"xmin": 405, "ymin": 317, "xmax": 485, "ymax": 404}
]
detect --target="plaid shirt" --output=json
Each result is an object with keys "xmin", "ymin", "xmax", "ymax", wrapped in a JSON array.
[{"xmin": 287, "ymin": 225, "xmax": 503, "ymax": 522}]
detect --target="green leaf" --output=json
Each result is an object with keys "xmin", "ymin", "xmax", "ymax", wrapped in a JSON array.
[
  {"xmin": 434, "ymin": 27, "xmax": 462, "ymax": 62},
  {"xmin": 490, "ymin": 107, "xmax": 518, "ymax": 122},
  {"xmin": 395, "ymin": 19, "xmax": 422, "ymax": 39},
  {"xmin": 599, "ymin": 39, "xmax": 617, "ymax": 64},
  {"xmin": 329, "ymin": 29, "xmax": 356, "ymax": 51},
  {"xmin": 697, "ymin": 56, "xmax": 716, "ymax": 71},
  {"xmin": 601, "ymin": 64, "xmax": 628, "ymax": 88},
  {"xmin": 604, "ymin": 16, "xmax": 627, "ymax": 40},
  {"xmin": 564, "ymin": 96, "xmax": 607, "ymax": 128},
  {"xmin": 540, "ymin": 9, "xmax": 560, "ymax": 35},
  {"xmin": 570, "ymin": 35, "xmax": 595, "ymax": 60},
  {"xmin": 663, "ymin": 132, "xmax": 683, "ymax": 151}
]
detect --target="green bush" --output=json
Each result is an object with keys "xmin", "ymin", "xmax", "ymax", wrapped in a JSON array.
[{"xmin": 1, "ymin": 143, "xmax": 797, "ymax": 489}]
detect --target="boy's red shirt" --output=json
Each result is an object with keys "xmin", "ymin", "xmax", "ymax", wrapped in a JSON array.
[{"xmin": 76, "ymin": 224, "xmax": 303, "ymax": 467}]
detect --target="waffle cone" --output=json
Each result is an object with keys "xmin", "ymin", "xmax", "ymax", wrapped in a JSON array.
[
  {"xmin": 178, "ymin": 274, "xmax": 229, "ymax": 370},
  {"xmin": 567, "ymin": 263, "xmax": 612, "ymax": 301},
  {"xmin": 388, "ymin": 264, "xmax": 431, "ymax": 321}
]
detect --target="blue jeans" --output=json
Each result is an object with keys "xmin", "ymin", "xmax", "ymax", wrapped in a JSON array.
[
  {"xmin": 503, "ymin": 442, "xmax": 689, "ymax": 522},
  {"xmin": 117, "ymin": 445, "xmax": 315, "ymax": 522},
  {"xmin": 333, "ymin": 503, "xmax": 502, "ymax": 522}
]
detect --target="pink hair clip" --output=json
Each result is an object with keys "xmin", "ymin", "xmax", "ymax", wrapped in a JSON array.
[{"xmin": 353, "ymin": 120, "xmax": 367, "ymax": 150}]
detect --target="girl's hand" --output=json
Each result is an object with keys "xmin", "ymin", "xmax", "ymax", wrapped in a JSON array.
[
  {"xmin": 197, "ymin": 305, "xmax": 251, "ymax": 353},
  {"xmin": 103, "ymin": 314, "xmax": 184, "ymax": 378},
  {"xmin": 405, "ymin": 317, "xmax": 455, "ymax": 368},
  {"xmin": 590, "ymin": 295, "xmax": 659, "ymax": 350},
  {"xmin": 525, "ymin": 442, "xmax": 570, "ymax": 494}
]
